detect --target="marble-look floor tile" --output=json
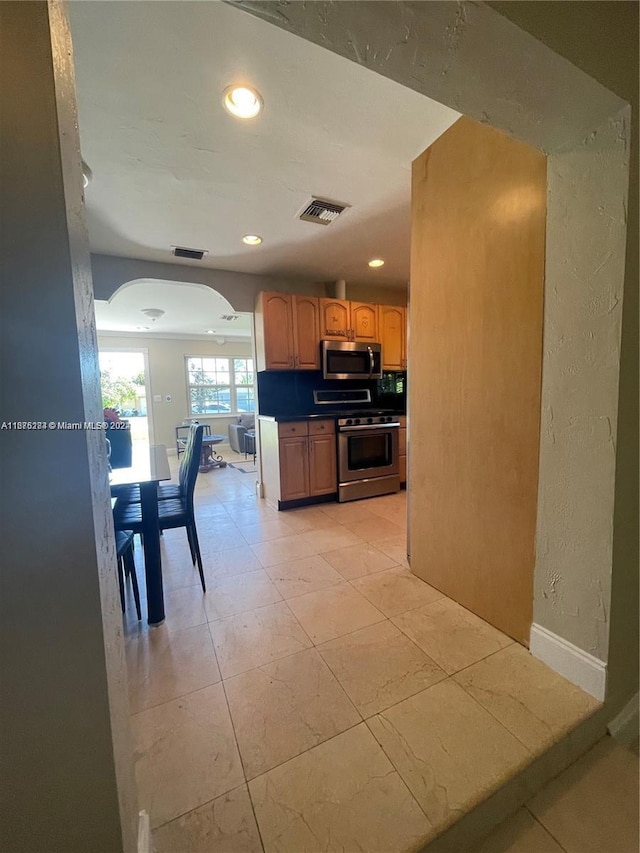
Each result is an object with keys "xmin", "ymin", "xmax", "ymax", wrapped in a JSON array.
[
  {"xmin": 393, "ymin": 597, "xmax": 513, "ymax": 674},
  {"xmin": 238, "ymin": 518, "xmax": 297, "ymax": 544},
  {"xmin": 352, "ymin": 566, "xmax": 444, "ymax": 617},
  {"xmin": 369, "ymin": 534, "xmax": 409, "ymax": 567},
  {"xmin": 344, "ymin": 516, "xmax": 405, "ymax": 542},
  {"xmin": 202, "ymin": 545, "xmax": 263, "ymax": 583},
  {"xmin": 367, "ymin": 679, "xmax": 531, "ymax": 832},
  {"xmin": 153, "ymin": 785, "xmax": 263, "ymax": 853},
  {"xmin": 318, "ymin": 621, "xmax": 446, "ymax": 718},
  {"xmin": 250, "ymin": 535, "xmax": 318, "ymax": 568},
  {"xmin": 453, "ymin": 644, "xmax": 600, "ymax": 753},
  {"xmin": 528, "ymin": 737, "xmax": 639, "ymax": 853},
  {"xmin": 225, "ymin": 648, "xmax": 360, "ymax": 778},
  {"xmin": 163, "ymin": 585, "xmax": 208, "ymax": 632},
  {"xmin": 322, "ymin": 541, "xmax": 397, "ymax": 580},
  {"xmin": 276, "ymin": 507, "xmax": 337, "ymax": 533},
  {"xmin": 203, "ymin": 570, "xmax": 282, "ymax": 621},
  {"xmin": 286, "ymin": 583, "xmax": 384, "ymax": 645},
  {"xmin": 248, "ymin": 724, "xmax": 432, "ymax": 853},
  {"xmin": 209, "ymin": 601, "xmax": 312, "ymax": 678},
  {"xmin": 126, "ymin": 624, "xmax": 221, "ymax": 714},
  {"xmin": 199, "ymin": 526, "xmax": 248, "ymax": 555},
  {"xmin": 469, "ymin": 808, "xmax": 565, "ymax": 853},
  {"xmin": 131, "ymin": 683, "xmax": 244, "ymax": 829},
  {"xmin": 295, "ymin": 524, "xmax": 363, "ymax": 554},
  {"xmin": 319, "ymin": 501, "xmax": 380, "ymax": 525},
  {"xmin": 264, "ymin": 554, "xmax": 343, "ymax": 599}
]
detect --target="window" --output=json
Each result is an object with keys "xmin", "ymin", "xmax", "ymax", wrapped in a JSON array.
[{"xmin": 186, "ymin": 357, "xmax": 255, "ymax": 416}]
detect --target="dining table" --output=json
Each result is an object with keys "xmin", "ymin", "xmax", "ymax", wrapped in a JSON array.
[{"xmin": 110, "ymin": 444, "xmax": 171, "ymax": 626}]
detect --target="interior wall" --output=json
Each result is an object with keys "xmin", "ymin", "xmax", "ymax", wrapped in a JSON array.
[
  {"xmin": 490, "ymin": 0, "xmax": 639, "ymax": 720},
  {"xmin": 235, "ymin": 1, "xmax": 632, "ymax": 697},
  {"xmin": 0, "ymin": 3, "xmax": 136, "ymax": 850},
  {"xmin": 91, "ymin": 253, "xmax": 327, "ymax": 310},
  {"xmin": 410, "ymin": 116, "xmax": 546, "ymax": 644},
  {"xmin": 98, "ymin": 333, "xmax": 253, "ymax": 449}
]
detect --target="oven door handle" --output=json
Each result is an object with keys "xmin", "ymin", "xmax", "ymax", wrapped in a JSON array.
[{"xmin": 339, "ymin": 423, "xmax": 400, "ymax": 432}]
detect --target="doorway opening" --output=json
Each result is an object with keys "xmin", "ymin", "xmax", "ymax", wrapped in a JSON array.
[{"xmin": 98, "ymin": 349, "xmax": 152, "ymax": 465}]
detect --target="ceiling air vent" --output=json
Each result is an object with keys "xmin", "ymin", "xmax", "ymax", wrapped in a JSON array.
[
  {"xmin": 171, "ymin": 246, "xmax": 208, "ymax": 261},
  {"xmin": 298, "ymin": 197, "xmax": 349, "ymax": 226}
]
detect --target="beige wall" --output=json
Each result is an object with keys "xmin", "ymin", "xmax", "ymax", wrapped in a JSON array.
[
  {"xmin": 98, "ymin": 333, "xmax": 253, "ymax": 449},
  {"xmin": 489, "ymin": 0, "xmax": 638, "ymax": 712}
]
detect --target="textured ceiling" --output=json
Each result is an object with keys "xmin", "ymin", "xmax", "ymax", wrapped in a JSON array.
[{"xmin": 70, "ymin": 0, "xmax": 459, "ymax": 289}]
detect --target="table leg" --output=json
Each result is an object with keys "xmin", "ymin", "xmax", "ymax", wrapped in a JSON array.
[{"xmin": 139, "ymin": 481, "xmax": 165, "ymax": 625}]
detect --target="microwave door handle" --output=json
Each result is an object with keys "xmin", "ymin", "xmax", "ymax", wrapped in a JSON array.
[{"xmin": 368, "ymin": 346, "xmax": 373, "ymax": 378}]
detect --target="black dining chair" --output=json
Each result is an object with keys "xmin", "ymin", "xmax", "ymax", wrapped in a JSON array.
[
  {"xmin": 113, "ymin": 425, "xmax": 206, "ymax": 592},
  {"xmin": 116, "ymin": 529, "xmax": 142, "ymax": 620},
  {"xmin": 114, "ymin": 424, "xmax": 199, "ymax": 505}
]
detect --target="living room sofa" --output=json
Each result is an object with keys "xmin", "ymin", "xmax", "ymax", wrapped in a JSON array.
[{"xmin": 228, "ymin": 414, "xmax": 255, "ymax": 453}]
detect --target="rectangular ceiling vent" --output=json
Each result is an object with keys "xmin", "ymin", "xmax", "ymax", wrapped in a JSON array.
[
  {"xmin": 298, "ymin": 197, "xmax": 349, "ymax": 226},
  {"xmin": 172, "ymin": 246, "xmax": 208, "ymax": 261},
  {"xmin": 220, "ymin": 314, "xmax": 240, "ymax": 322}
]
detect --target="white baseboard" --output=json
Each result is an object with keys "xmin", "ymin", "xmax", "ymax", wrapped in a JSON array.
[
  {"xmin": 138, "ymin": 810, "xmax": 152, "ymax": 853},
  {"xmin": 608, "ymin": 693, "xmax": 639, "ymax": 746},
  {"xmin": 530, "ymin": 623, "xmax": 607, "ymax": 701}
]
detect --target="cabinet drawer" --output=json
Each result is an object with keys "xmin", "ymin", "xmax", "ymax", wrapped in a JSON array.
[
  {"xmin": 278, "ymin": 421, "xmax": 309, "ymax": 437},
  {"xmin": 308, "ymin": 419, "xmax": 335, "ymax": 436}
]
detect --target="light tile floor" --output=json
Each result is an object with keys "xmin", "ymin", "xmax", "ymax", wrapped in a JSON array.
[{"xmin": 119, "ymin": 453, "xmax": 628, "ymax": 852}]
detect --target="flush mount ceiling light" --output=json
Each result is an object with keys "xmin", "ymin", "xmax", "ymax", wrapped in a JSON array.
[
  {"xmin": 81, "ymin": 160, "xmax": 92, "ymax": 189},
  {"xmin": 222, "ymin": 85, "xmax": 263, "ymax": 119},
  {"xmin": 368, "ymin": 258, "xmax": 385, "ymax": 268},
  {"xmin": 206, "ymin": 329, "xmax": 215, "ymax": 334},
  {"xmin": 242, "ymin": 234, "xmax": 263, "ymax": 246},
  {"xmin": 141, "ymin": 308, "xmax": 165, "ymax": 322}
]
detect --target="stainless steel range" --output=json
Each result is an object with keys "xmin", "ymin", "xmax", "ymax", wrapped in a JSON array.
[{"xmin": 337, "ymin": 413, "xmax": 400, "ymax": 502}]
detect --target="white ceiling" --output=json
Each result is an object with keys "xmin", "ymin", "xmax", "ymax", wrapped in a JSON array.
[
  {"xmin": 94, "ymin": 279, "xmax": 252, "ymax": 339},
  {"xmin": 69, "ymin": 0, "xmax": 460, "ymax": 293}
]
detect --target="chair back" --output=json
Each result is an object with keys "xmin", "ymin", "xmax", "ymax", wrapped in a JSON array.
[{"xmin": 179, "ymin": 424, "xmax": 204, "ymax": 510}]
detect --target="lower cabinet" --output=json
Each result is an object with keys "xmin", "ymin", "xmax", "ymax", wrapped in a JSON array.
[
  {"xmin": 260, "ymin": 418, "xmax": 337, "ymax": 508},
  {"xmin": 398, "ymin": 416, "xmax": 407, "ymax": 486}
]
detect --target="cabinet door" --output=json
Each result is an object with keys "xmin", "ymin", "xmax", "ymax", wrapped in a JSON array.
[
  {"xmin": 308, "ymin": 434, "xmax": 337, "ymax": 496},
  {"xmin": 320, "ymin": 299, "xmax": 350, "ymax": 340},
  {"xmin": 351, "ymin": 302, "xmax": 379, "ymax": 342},
  {"xmin": 262, "ymin": 292, "xmax": 294, "ymax": 369},
  {"xmin": 279, "ymin": 436, "xmax": 310, "ymax": 501},
  {"xmin": 292, "ymin": 295, "xmax": 321, "ymax": 369},
  {"xmin": 380, "ymin": 305, "xmax": 406, "ymax": 370}
]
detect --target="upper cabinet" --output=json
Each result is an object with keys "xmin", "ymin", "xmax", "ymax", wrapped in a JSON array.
[
  {"xmin": 257, "ymin": 291, "xmax": 407, "ymax": 371},
  {"xmin": 292, "ymin": 295, "xmax": 321, "ymax": 369},
  {"xmin": 255, "ymin": 292, "xmax": 320, "ymax": 371},
  {"xmin": 320, "ymin": 299, "xmax": 379, "ymax": 342},
  {"xmin": 380, "ymin": 305, "xmax": 407, "ymax": 370}
]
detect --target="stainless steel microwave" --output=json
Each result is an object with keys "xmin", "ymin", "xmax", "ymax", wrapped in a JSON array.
[{"xmin": 322, "ymin": 341, "xmax": 382, "ymax": 380}]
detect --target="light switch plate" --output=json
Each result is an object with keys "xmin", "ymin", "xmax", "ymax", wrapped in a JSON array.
[{"xmin": 153, "ymin": 394, "xmax": 162, "ymax": 403}]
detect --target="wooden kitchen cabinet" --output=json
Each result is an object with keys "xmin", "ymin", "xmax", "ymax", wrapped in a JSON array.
[
  {"xmin": 256, "ymin": 292, "xmax": 320, "ymax": 370},
  {"xmin": 279, "ymin": 434, "xmax": 311, "ymax": 502},
  {"xmin": 320, "ymin": 299, "xmax": 351, "ymax": 340},
  {"xmin": 320, "ymin": 298, "xmax": 379, "ymax": 342},
  {"xmin": 380, "ymin": 305, "xmax": 407, "ymax": 370},
  {"xmin": 308, "ymin": 432, "xmax": 337, "ymax": 496},
  {"xmin": 292, "ymin": 295, "xmax": 321, "ymax": 369},
  {"xmin": 398, "ymin": 415, "xmax": 407, "ymax": 486},
  {"xmin": 259, "ymin": 417, "xmax": 337, "ymax": 508}
]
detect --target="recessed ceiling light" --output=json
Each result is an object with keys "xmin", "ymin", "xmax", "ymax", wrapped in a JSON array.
[
  {"xmin": 206, "ymin": 329, "xmax": 214, "ymax": 334},
  {"xmin": 242, "ymin": 234, "xmax": 263, "ymax": 246},
  {"xmin": 368, "ymin": 258, "xmax": 385, "ymax": 268},
  {"xmin": 222, "ymin": 85, "xmax": 263, "ymax": 119},
  {"xmin": 82, "ymin": 160, "xmax": 92, "ymax": 189}
]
